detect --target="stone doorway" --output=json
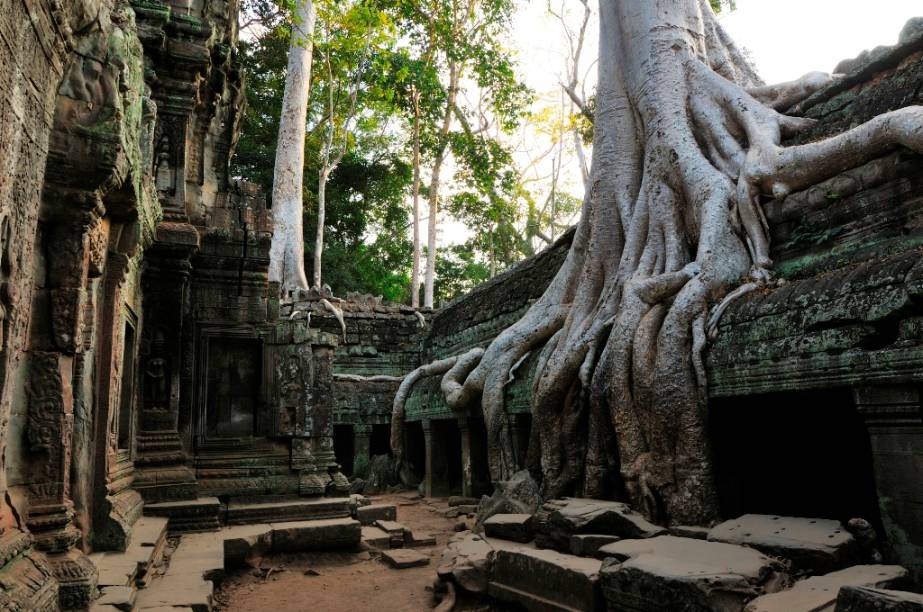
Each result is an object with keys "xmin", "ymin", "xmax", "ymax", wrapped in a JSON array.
[
  {"xmin": 204, "ymin": 337, "xmax": 263, "ymax": 439},
  {"xmin": 709, "ymin": 388, "xmax": 882, "ymax": 531}
]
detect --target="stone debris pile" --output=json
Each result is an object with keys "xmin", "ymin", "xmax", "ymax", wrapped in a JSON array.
[{"xmin": 434, "ymin": 501, "xmax": 920, "ymax": 612}]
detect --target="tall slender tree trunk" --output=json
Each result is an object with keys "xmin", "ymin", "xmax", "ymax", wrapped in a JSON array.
[
  {"xmin": 314, "ymin": 168, "xmax": 329, "ymax": 288},
  {"xmin": 411, "ymin": 90, "xmax": 422, "ymax": 307},
  {"xmin": 269, "ymin": 0, "xmax": 316, "ymax": 294},
  {"xmin": 423, "ymin": 64, "xmax": 458, "ymax": 308}
]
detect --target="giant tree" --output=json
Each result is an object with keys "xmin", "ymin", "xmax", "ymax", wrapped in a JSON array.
[{"xmin": 395, "ymin": 0, "xmax": 923, "ymax": 525}]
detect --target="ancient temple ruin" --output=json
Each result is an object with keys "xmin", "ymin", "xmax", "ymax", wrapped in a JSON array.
[{"xmin": 0, "ymin": 0, "xmax": 922, "ymax": 610}]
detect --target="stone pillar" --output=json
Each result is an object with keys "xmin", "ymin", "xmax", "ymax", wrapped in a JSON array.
[
  {"xmin": 133, "ymin": 226, "xmax": 200, "ymax": 503},
  {"xmin": 22, "ymin": 216, "xmax": 100, "ymax": 608},
  {"xmin": 422, "ymin": 419, "xmax": 434, "ymax": 498},
  {"xmin": 267, "ymin": 320, "xmax": 343, "ymax": 495},
  {"xmin": 458, "ymin": 418, "xmax": 473, "ymax": 498},
  {"xmin": 353, "ymin": 424, "xmax": 371, "ymax": 478},
  {"xmin": 853, "ymin": 385, "xmax": 923, "ymax": 581},
  {"xmin": 508, "ymin": 414, "xmax": 522, "ymax": 471}
]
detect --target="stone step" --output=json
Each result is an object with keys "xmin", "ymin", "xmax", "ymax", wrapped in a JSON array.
[
  {"xmin": 225, "ymin": 496, "xmax": 352, "ymax": 525},
  {"xmin": 91, "ymin": 516, "xmax": 170, "ymax": 589},
  {"xmin": 144, "ymin": 498, "xmax": 222, "ymax": 533}
]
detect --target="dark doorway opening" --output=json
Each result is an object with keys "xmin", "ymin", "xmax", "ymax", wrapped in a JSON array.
[
  {"xmin": 117, "ymin": 321, "xmax": 137, "ymax": 450},
  {"xmin": 468, "ymin": 416, "xmax": 492, "ymax": 497},
  {"xmin": 513, "ymin": 412, "xmax": 532, "ymax": 470},
  {"xmin": 334, "ymin": 424, "xmax": 354, "ymax": 475},
  {"xmin": 432, "ymin": 420, "xmax": 462, "ymax": 495},
  {"xmin": 370, "ymin": 423, "xmax": 391, "ymax": 456},
  {"xmin": 710, "ymin": 388, "xmax": 882, "ymax": 533},
  {"xmin": 206, "ymin": 338, "xmax": 262, "ymax": 438},
  {"xmin": 404, "ymin": 421, "xmax": 426, "ymax": 486}
]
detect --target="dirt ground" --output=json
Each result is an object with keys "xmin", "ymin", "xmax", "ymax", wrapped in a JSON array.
[{"xmin": 214, "ymin": 493, "xmax": 480, "ymax": 612}]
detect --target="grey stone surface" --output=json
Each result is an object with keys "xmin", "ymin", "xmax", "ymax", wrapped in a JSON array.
[
  {"xmin": 271, "ymin": 518, "xmax": 362, "ymax": 552},
  {"xmin": 708, "ymin": 514, "xmax": 860, "ymax": 573},
  {"xmin": 476, "ymin": 470, "xmax": 544, "ymax": 524},
  {"xmin": 489, "ymin": 546, "xmax": 602, "ymax": 612},
  {"xmin": 836, "ymin": 586, "xmax": 923, "ymax": 611},
  {"xmin": 534, "ymin": 498, "xmax": 666, "ymax": 552},
  {"xmin": 745, "ymin": 565, "xmax": 909, "ymax": 612},
  {"xmin": 483, "ymin": 513, "xmax": 534, "ymax": 543},
  {"xmin": 570, "ymin": 534, "xmax": 621, "ymax": 558},
  {"xmin": 381, "ymin": 548, "xmax": 431, "ymax": 569},
  {"xmin": 96, "ymin": 586, "xmax": 136, "ymax": 611},
  {"xmin": 448, "ymin": 497, "xmax": 479, "ymax": 507},
  {"xmin": 600, "ymin": 535, "xmax": 786, "ymax": 612}
]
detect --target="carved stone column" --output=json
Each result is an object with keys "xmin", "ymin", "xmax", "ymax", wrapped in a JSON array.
[
  {"xmin": 422, "ymin": 419, "xmax": 434, "ymax": 498},
  {"xmin": 267, "ymin": 321, "xmax": 343, "ymax": 495},
  {"xmin": 353, "ymin": 424, "xmax": 372, "ymax": 479},
  {"xmin": 853, "ymin": 385, "xmax": 923, "ymax": 581},
  {"xmin": 458, "ymin": 418, "xmax": 473, "ymax": 498},
  {"xmin": 133, "ymin": 224, "xmax": 200, "ymax": 502}
]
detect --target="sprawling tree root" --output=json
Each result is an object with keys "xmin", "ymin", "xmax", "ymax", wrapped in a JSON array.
[{"xmin": 390, "ymin": 0, "xmax": 923, "ymax": 526}]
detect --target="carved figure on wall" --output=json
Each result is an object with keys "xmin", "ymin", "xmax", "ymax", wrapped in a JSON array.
[
  {"xmin": 144, "ymin": 331, "xmax": 169, "ymax": 411},
  {"xmin": 154, "ymin": 145, "xmax": 175, "ymax": 197}
]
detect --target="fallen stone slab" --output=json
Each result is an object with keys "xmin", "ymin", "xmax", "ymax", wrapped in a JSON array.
[
  {"xmin": 745, "ymin": 565, "xmax": 909, "ymax": 612},
  {"xmin": 708, "ymin": 514, "xmax": 861, "ymax": 573},
  {"xmin": 356, "ymin": 504, "xmax": 397, "ymax": 525},
  {"xmin": 381, "ymin": 548, "xmax": 430, "ymax": 569},
  {"xmin": 361, "ymin": 526, "xmax": 392, "ymax": 549},
  {"xmin": 448, "ymin": 496, "xmax": 478, "ymax": 507},
  {"xmin": 599, "ymin": 535, "xmax": 786, "ymax": 612},
  {"xmin": 534, "ymin": 498, "xmax": 666, "ymax": 552},
  {"xmin": 436, "ymin": 533, "xmax": 533, "ymax": 594},
  {"xmin": 836, "ymin": 586, "xmax": 923, "ymax": 611},
  {"xmin": 570, "ymin": 534, "xmax": 620, "ymax": 558},
  {"xmin": 375, "ymin": 519, "xmax": 411, "ymax": 548},
  {"xmin": 483, "ymin": 514, "xmax": 534, "ymax": 543},
  {"xmin": 489, "ymin": 545, "xmax": 602, "ymax": 612},
  {"xmin": 455, "ymin": 504, "xmax": 478, "ymax": 516},
  {"xmin": 271, "ymin": 518, "xmax": 361, "ymax": 552},
  {"xmin": 406, "ymin": 531, "xmax": 437, "ymax": 547}
]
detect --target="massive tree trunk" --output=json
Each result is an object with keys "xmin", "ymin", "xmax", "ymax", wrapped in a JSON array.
[
  {"xmin": 394, "ymin": 0, "xmax": 923, "ymax": 526},
  {"xmin": 269, "ymin": 0, "xmax": 316, "ymax": 294}
]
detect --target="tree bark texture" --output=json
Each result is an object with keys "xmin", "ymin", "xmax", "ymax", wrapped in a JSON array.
[{"xmin": 269, "ymin": 0, "xmax": 316, "ymax": 294}]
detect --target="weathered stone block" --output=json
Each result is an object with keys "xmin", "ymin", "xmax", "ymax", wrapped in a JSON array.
[
  {"xmin": 381, "ymin": 548, "xmax": 430, "ymax": 569},
  {"xmin": 835, "ymin": 586, "xmax": 923, "ymax": 611},
  {"xmin": 534, "ymin": 498, "xmax": 666, "ymax": 552},
  {"xmin": 356, "ymin": 504, "xmax": 397, "ymax": 525},
  {"xmin": 489, "ymin": 546, "xmax": 602, "ymax": 612},
  {"xmin": 599, "ymin": 536, "xmax": 786, "ymax": 612},
  {"xmin": 361, "ymin": 526, "xmax": 392, "ymax": 549},
  {"xmin": 483, "ymin": 514, "xmax": 534, "ymax": 543},
  {"xmin": 570, "ymin": 534, "xmax": 620, "ymax": 558},
  {"xmin": 745, "ymin": 565, "xmax": 909, "ymax": 612},
  {"xmin": 708, "ymin": 514, "xmax": 860, "ymax": 573},
  {"xmin": 270, "ymin": 518, "xmax": 361, "ymax": 552}
]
